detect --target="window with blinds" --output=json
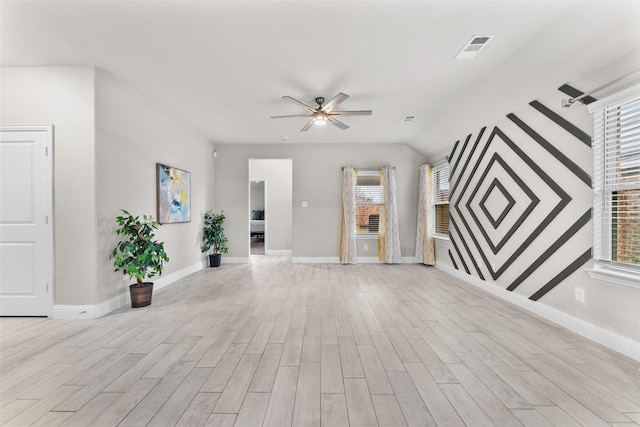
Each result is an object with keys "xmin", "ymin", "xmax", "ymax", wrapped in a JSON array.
[
  {"xmin": 592, "ymin": 89, "xmax": 640, "ymax": 268},
  {"xmin": 433, "ymin": 162, "xmax": 450, "ymax": 236},
  {"xmin": 356, "ymin": 170, "xmax": 382, "ymax": 235}
]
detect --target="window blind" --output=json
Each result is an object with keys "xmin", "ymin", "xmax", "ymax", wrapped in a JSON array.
[
  {"xmin": 434, "ymin": 166, "xmax": 450, "ymax": 203},
  {"xmin": 356, "ymin": 169, "xmax": 382, "ymax": 234},
  {"xmin": 593, "ymin": 95, "xmax": 640, "ymax": 265},
  {"xmin": 356, "ymin": 170, "xmax": 382, "ymax": 205},
  {"xmin": 433, "ymin": 163, "xmax": 450, "ymax": 235}
]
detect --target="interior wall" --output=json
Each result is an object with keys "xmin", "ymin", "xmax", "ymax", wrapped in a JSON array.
[
  {"xmin": 250, "ymin": 181, "xmax": 265, "ymax": 211},
  {"xmin": 0, "ymin": 66, "xmax": 98, "ymax": 305},
  {"xmin": 215, "ymin": 143, "xmax": 425, "ymax": 259},
  {"xmin": 95, "ymin": 69, "xmax": 215, "ymax": 303},
  {"xmin": 249, "ymin": 159, "xmax": 292, "ymax": 252},
  {"xmin": 434, "ymin": 53, "xmax": 640, "ymax": 342}
]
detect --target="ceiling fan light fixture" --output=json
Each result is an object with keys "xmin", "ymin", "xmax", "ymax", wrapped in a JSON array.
[
  {"xmin": 314, "ymin": 114, "xmax": 327, "ymax": 125},
  {"xmin": 271, "ymin": 93, "xmax": 372, "ymax": 132}
]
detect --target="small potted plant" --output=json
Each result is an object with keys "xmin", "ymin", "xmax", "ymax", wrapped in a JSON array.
[
  {"xmin": 112, "ymin": 210, "xmax": 169, "ymax": 308},
  {"xmin": 201, "ymin": 210, "xmax": 229, "ymax": 267}
]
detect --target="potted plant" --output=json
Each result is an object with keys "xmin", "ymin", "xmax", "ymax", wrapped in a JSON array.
[
  {"xmin": 112, "ymin": 210, "xmax": 169, "ymax": 308},
  {"xmin": 201, "ymin": 210, "xmax": 229, "ymax": 267}
]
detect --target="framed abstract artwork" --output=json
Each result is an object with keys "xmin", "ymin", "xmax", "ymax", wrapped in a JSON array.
[{"xmin": 157, "ymin": 163, "xmax": 191, "ymax": 223}]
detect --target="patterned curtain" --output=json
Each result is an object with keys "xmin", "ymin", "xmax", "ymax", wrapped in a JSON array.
[
  {"xmin": 415, "ymin": 164, "xmax": 435, "ymax": 265},
  {"xmin": 378, "ymin": 166, "xmax": 402, "ymax": 263},
  {"xmin": 340, "ymin": 166, "xmax": 357, "ymax": 264}
]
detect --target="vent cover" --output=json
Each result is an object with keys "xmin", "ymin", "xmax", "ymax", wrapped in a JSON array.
[
  {"xmin": 400, "ymin": 115, "xmax": 416, "ymax": 124},
  {"xmin": 455, "ymin": 34, "xmax": 495, "ymax": 59}
]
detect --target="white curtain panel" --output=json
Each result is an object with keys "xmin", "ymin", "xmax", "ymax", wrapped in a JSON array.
[
  {"xmin": 415, "ymin": 164, "xmax": 435, "ymax": 265},
  {"xmin": 340, "ymin": 166, "xmax": 358, "ymax": 264},
  {"xmin": 379, "ymin": 166, "xmax": 402, "ymax": 263}
]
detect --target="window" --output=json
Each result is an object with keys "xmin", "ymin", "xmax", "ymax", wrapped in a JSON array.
[
  {"xmin": 589, "ymin": 84, "xmax": 640, "ymax": 286},
  {"xmin": 433, "ymin": 162, "xmax": 450, "ymax": 236},
  {"xmin": 356, "ymin": 170, "xmax": 382, "ymax": 235}
]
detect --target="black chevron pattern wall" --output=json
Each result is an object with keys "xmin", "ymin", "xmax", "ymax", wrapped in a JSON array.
[{"xmin": 447, "ymin": 86, "xmax": 594, "ymax": 301}]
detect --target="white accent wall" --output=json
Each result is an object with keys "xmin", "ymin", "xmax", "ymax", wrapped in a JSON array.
[{"xmin": 433, "ymin": 52, "xmax": 640, "ymax": 344}]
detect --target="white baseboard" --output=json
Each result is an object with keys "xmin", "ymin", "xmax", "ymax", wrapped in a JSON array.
[
  {"xmin": 265, "ymin": 250, "xmax": 292, "ymax": 256},
  {"xmin": 221, "ymin": 257, "xmax": 250, "ymax": 264},
  {"xmin": 436, "ymin": 263, "xmax": 640, "ymax": 362},
  {"xmin": 51, "ymin": 262, "xmax": 203, "ymax": 319},
  {"xmin": 291, "ymin": 257, "xmax": 340, "ymax": 264},
  {"xmin": 290, "ymin": 256, "xmax": 417, "ymax": 264}
]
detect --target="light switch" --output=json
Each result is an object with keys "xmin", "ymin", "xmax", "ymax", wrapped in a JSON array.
[{"xmin": 301, "ymin": 201, "xmax": 308, "ymax": 208}]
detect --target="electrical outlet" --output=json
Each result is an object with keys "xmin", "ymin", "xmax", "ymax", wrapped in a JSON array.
[
  {"xmin": 363, "ymin": 243, "xmax": 368, "ymax": 251},
  {"xmin": 575, "ymin": 288, "xmax": 585, "ymax": 303}
]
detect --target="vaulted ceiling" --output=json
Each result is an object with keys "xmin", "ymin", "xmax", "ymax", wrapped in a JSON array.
[{"xmin": 2, "ymin": 1, "xmax": 639, "ymax": 159}]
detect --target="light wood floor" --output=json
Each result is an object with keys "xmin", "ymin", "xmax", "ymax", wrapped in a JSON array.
[{"xmin": 1, "ymin": 256, "xmax": 639, "ymax": 427}]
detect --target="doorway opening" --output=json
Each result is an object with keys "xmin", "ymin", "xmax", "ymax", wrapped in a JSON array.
[
  {"xmin": 248, "ymin": 159, "xmax": 293, "ymax": 259},
  {"xmin": 250, "ymin": 180, "xmax": 265, "ymax": 255}
]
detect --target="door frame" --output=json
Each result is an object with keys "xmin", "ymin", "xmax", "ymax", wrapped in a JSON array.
[
  {"xmin": 248, "ymin": 178, "xmax": 267, "ymax": 256},
  {"xmin": 1, "ymin": 125, "xmax": 55, "ymax": 316}
]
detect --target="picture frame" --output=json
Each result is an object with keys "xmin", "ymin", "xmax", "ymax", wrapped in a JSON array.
[{"xmin": 156, "ymin": 163, "xmax": 191, "ymax": 224}]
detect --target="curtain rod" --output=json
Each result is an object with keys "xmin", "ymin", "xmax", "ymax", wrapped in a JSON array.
[
  {"xmin": 434, "ymin": 156, "xmax": 449, "ymax": 164},
  {"xmin": 562, "ymin": 69, "xmax": 640, "ymax": 108}
]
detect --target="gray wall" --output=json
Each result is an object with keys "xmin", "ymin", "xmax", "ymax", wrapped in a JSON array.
[
  {"xmin": 215, "ymin": 143, "xmax": 425, "ymax": 259},
  {"xmin": 1, "ymin": 66, "xmax": 216, "ymax": 307},
  {"xmin": 1, "ymin": 66, "xmax": 98, "ymax": 305},
  {"xmin": 95, "ymin": 70, "xmax": 215, "ymax": 303}
]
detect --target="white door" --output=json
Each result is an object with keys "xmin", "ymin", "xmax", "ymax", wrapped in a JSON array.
[{"xmin": 0, "ymin": 126, "xmax": 53, "ymax": 316}]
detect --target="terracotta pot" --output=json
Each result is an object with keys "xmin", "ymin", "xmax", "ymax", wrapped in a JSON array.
[{"xmin": 129, "ymin": 282, "xmax": 153, "ymax": 308}]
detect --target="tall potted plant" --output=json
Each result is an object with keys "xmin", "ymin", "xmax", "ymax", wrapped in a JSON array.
[
  {"xmin": 112, "ymin": 210, "xmax": 169, "ymax": 308},
  {"xmin": 201, "ymin": 210, "xmax": 229, "ymax": 267}
]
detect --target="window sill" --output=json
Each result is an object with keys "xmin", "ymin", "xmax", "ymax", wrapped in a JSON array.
[
  {"xmin": 357, "ymin": 234, "xmax": 379, "ymax": 240},
  {"xmin": 434, "ymin": 234, "xmax": 449, "ymax": 241},
  {"xmin": 585, "ymin": 266, "xmax": 640, "ymax": 289}
]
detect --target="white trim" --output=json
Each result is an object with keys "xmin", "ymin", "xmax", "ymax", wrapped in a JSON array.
[
  {"xmin": 265, "ymin": 249, "xmax": 292, "ymax": 256},
  {"xmin": 437, "ymin": 263, "xmax": 640, "ymax": 362},
  {"xmin": 290, "ymin": 256, "xmax": 416, "ymax": 264},
  {"xmin": 153, "ymin": 262, "xmax": 203, "ymax": 289},
  {"xmin": 291, "ymin": 257, "xmax": 340, "ymax": 264},
  {"xmin": 585, "ymin": 267, "xmax": 640, "ymax": 289},
  {"xmin": 356, "ymin": 234, "xmax": 379, "ymax": 240},
  {"xmin": 221, "ymin": 256, "xmax": 250, "ymax": 264},
  {"xmin": 51, "ymin": 262, "xmax": 203, "ymax": 319}
]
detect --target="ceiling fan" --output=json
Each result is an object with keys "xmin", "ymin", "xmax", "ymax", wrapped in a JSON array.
[{"xmin": 271, "ymin": 92, "xmax": 372, "ymax": 131}]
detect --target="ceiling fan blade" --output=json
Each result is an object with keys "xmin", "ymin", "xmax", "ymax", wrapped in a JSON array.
[
  {"xmin": 271, "ymin": 114, "xmax": 314, "ymax": 119},
  {"xmin": 327, "ymin": 116, "xmax": 349, "ymax": 130},
  {"xmin": 321, "ymin": 92, "xmax": 349, "ymax": 113},
  {"xmin": 301, "ymin": 118, "xmax": 315, "ymax": 132},
  {"xmin": 329, "ymin": 110, "xmax": 372, "ymax": 116},
  {"xmin": 283, "ymin": 96, "xmax": 316, "ymax": 113}
]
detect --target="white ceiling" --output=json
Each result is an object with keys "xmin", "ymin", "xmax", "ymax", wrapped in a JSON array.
[{"xmin": 2, "ymin": 0, "xmax": 640, "ymax": 159}]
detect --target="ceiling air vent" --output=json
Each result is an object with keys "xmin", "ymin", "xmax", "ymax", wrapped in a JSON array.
[
  {"xmin": 400, "ymin": 115, "xmax": 416, "ymax": 124},
  {"xmin": 455, "ymin": 34, "xmax": 495, "ymax": 60}
]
